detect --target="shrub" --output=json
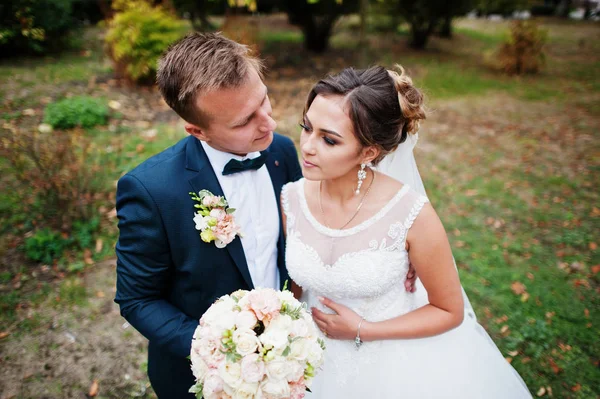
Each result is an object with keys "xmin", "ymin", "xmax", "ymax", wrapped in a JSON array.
[
  {"xmin": 0, "ymin": 126, "xmax": 108, "ymax": 234},
  {"xmin": 43, "ymin": 96, "xmax": 109, "ymax": 129},
  {"xmin": 497, "ymin": 21, "xmax": 547, "ymax": 75},
  {"xmin": 24, "ymin": 228, "xmax": 71, "ymax": 264},
  {"xmin": 105, "ymin": 0, "xmax": 190, "ymax": 84},
  {"xmin": 0, "ymin": 0, "xmax": 80, "ymax": 55}
]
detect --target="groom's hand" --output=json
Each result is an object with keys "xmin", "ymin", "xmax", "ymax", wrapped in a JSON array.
[
  {"xmin": 311, "ymin": 296, "xmax": 362, "ymax": 340},
  {"xmin": 405, "ymin": 262, "xmax": 417, "ymax": 293}
]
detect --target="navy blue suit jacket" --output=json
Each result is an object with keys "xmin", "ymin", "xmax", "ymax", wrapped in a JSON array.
[{"xmin": 115, "ymin": 133, "xmax": 302, "ymax": 398}]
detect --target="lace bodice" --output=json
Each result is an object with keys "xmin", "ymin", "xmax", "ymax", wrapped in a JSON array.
[{"xmin": 282, "ymin": 179, "xmax": 429, "ymax": 321}]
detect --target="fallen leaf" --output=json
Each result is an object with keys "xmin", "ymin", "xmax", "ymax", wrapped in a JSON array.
[
  {"xmin": 22, "ymin": 108, "xmax": 36, "ymax": 116},
  {"xmin": 505, "ymin": 357, "xmax": 513, "ymax": 363},
  {"xmin": 546, "ymin": 386, "xmax": 553, "ymax": 397},
  {"xmin": 511, "ymin": 281, "xmax": 527, "ymax": 295},
  {"xmin": 590, "ymin": 242, "xmax": 597, "ymax": 250},
  {"xmin": 537, "ymin": 387, "xmax": 546, "ymax": 396},
  {"xmin": 508, "ymin": 350, "xmax": 519, "ymax": 356},
  {"xmin": 591, "ymin": 265, "xmax": 600, "ymax": 274},
  {"xmin": 96, "ymin": 291, "xmax": 105, "ymax": 298},
  {"xmin": 0, "ymin": 332, "xmax": 10, "ymax": 339},
  {"xmin": 89, "ymin": 379, "xmax": 99, "ymax": 397},
  {"xmin": 571, "ymin": 383, "xmax": 581, "ymax": 392},
  {"xmin": 500, "ymin": 325, "xmax": 510, "ymax": 334},
  {"xmin": 521, "ymin": 357, "xmax": 531, "ymax": 364},
  {"xmin": 136, "ymin": 144, "xmax": 145, "ymax": 153},
  {"xmin": 584, "ymin": 309, "xmax": 589, "ymax": 318},
  {"xmin": 84, "ymin": 249, "xmax": 94, "ymax": 265},
  {"xmin": 95, "ymin": 239, "xmax": 103, "ymax": 254},
  {"xmin": 527, "ymin": 272, "xmax": 535, "ymax": 280},
  {"xmin": 108, "ymin": 100, "xmax": 121, "ymax": 110},
  {"xmin": 465, "ymin": 189, "xmax": 478, "ymax": 197},
  {"xmin": 520, "ymin": 292, "xmax": 530, "ymax": 302},
  {"xmin": 548, "ymin": 358, "xmax": 562, "ymax": 374}
]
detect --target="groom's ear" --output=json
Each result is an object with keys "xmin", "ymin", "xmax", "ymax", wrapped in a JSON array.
[
  {"xmin": 185, "ymin": 123, "xmax": 210, "ymax": 142},
  {"xmin": 361, "ymin": 146, "xmax": 380, "ymax": 165}
]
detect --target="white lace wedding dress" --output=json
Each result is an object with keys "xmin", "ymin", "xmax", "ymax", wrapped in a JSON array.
[{"xmin": 282, "ymin": 179, "xmax": 532, "ymax": 398}]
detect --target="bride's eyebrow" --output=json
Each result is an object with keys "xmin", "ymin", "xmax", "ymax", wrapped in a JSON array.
[{"xmin": 305, "ymin": 115, "xmax": 342, "ymax": 138}]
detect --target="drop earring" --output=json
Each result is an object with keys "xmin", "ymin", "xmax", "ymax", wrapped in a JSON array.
[{"xmin": 356, "ymin": 163, "xmax": 367, "ymax": 195}]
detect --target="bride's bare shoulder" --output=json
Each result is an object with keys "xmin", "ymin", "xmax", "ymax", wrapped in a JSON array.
[{"xmin": 373, "ymin": 171, "xmax": 404, "ymax": 197}]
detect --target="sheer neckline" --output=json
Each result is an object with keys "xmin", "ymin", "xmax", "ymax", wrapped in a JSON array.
[{"xmin": 298, "ymin": 178, "xmax": 410, "ymax": 238}]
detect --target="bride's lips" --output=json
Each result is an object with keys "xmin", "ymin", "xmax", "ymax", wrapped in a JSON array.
[{"xmin": 303, "ymin": 159, "xmax": 317, "ymax": 168}]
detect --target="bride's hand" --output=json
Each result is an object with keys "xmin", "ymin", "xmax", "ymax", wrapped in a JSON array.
[{"xmin": 311, "ymin": 296, "xmax": 363, "ymax": 340}]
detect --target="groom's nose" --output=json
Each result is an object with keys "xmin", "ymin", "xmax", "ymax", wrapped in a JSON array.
[{"xmin": 258, "ymin": 113, "xmax": 277, "ymax": 133}]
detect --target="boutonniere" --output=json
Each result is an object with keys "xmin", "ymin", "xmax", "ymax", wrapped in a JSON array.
[{"xmin": 189, "ymin": 190, "xmax": 241, "ymax": 248}]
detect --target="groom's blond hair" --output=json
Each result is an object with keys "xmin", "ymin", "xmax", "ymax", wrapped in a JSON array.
[{"xmin": 157, "ymin": 32, "xmax": 264, "ymax": 127}]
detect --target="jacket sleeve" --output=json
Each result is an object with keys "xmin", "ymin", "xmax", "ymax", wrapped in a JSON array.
[{"xmin": 114, "ymin": 173, "xmax": 198, "ymax": 358}]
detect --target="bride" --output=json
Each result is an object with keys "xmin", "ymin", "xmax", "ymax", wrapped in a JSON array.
[{"xmin": 281, "ymin": 65, "xmax": 532, "ymax": 398}]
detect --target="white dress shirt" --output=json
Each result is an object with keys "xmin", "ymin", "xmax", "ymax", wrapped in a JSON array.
[{"xmin": 201, "ymin": 141, "xmax": 280, "ymax": 290}]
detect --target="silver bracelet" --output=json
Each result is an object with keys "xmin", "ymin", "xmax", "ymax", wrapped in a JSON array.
[{"xmin": 354, "ymin": 317, "xmax": 365, "ymax": 350}]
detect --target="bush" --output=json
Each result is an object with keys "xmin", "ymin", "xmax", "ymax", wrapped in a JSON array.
[
  {"xmin": 24, "ymin": 228, "xmax": 71, "ymax": 264},
  {"xmin": 105, "ymin": 1, "xmax": 190, "ymax": 84},
  {"xmin": 0, "ymin": 126, "xmax": 108, "ymax": 234},
  {"xmin": 497, "ymin": 21, "xmax": 547, "ymax": 75},
  {"xmin": 0, "ymin": 0, "xmax": 80, "ymax": 55},
  {"xmin": 43, "ymin": 96, "xmax": 109, "ymax": 129}
]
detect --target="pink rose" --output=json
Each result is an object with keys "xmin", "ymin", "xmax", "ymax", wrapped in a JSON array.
[
  {"xmin": 210, "ymin": 208, "xmax": 227, "ymax": 221},
  {"xmin": 240, "ymin": 353, "xmax": 266, "ymax": 383},
  {"xmin": 202, "ymin": 196, "xmax": 221, "ymax": 207},
  {"xmin": 246, "ymin": 289, "xmax": 281, "ymax": 322},
  {"xmin": 289, "ymin": 377, "xmax": 306, "ymax": 399}
]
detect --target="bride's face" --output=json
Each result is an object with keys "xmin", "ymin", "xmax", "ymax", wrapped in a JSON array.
[{"xmin": 300, "ymin": 94, "xmax": 371, "ymax": 181}]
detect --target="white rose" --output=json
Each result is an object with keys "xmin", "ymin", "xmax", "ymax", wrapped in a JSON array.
[
  {"xmin": 235, "ymin": 310, "xmax": 258, "ymax": 330},
  {"xmin": 219, "ymin": 361, "xmax": 242, "ymax": 390},
  {"xmin": 260, "ymin": 328, "xmax": 288, "ymax": 351},
  {"xmin": 265, "ymin": 357, "xmax": 289, "ymax": 381},
  {"xmin": 233, "ymin": 382, "xmax": 259, "ymax": 399},
  {"xmin": 285, "ymin": 360, "xmax": 305, "ymax": 382},
  {"xmin": 260, "ymin": 378, "xmax": 290, "ymax": 399},
  {"xmin": 290, "ymin": 318, "xmax": 310, "ymax": 338},
  {"xmin": 204, "ymin": 301, "xmax": 237, "ymax": 333},
  {"xmin": 190, "ymin": 353, "xmax": 208, "ymax": 380},
  {"xmin": 278, "ymin": 290, "xmax": 297, "ymax": 306},
  {"xmin": 306, "ymin": 341, "xmax": 324, "ymax": 368},
  {"xmin": 203, "ymin": 370, "xmax": 225, "ymax": 398},
  {"xmin": 233, "ymin": 330, "xmax": 260, "ymax": 356},
  {"xmin": 289, "ymin": 338, "xmax": 310, "ymax": 361}
]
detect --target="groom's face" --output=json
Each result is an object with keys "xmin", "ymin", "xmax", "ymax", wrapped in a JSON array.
[{"xmin": 186, "ymin": 68, "xmax": 277, "ymax": 156}]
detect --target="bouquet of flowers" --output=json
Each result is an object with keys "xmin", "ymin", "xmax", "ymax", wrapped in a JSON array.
[{"xmin": 189, "ymin": 286, "xmax": 325, "ymax": 399}]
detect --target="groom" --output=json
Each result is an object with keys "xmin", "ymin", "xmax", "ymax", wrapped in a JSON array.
[{"xmin": 115, "ymin": 32, "xmax": 416, "ymax": 397}]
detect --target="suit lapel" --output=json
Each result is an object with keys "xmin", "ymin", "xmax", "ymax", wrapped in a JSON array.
[
  {"xmin": 264, "ymin": 147, "xmax": 289, "ymax": 290},
  {"xmin": 186, "ymin": 137, "xmax": 254, "ymax": 290}
]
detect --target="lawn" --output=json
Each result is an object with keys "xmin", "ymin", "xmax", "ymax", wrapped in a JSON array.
[{"xmin": 0, "ymin": 15, "xmax": 598, "ymax": 398}]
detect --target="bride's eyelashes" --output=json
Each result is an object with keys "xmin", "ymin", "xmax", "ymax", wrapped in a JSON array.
[{"xmin": 299, "ymin": 122, "xmax": 337, "ymax": 146}]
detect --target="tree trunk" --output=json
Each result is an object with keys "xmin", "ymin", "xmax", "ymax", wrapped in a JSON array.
[
  {"xmin": 301, "ymin": 15, "xmax": 338, "ymax": 53},
  {"xmin": 410, "ymin": 18, "xmax": 436, "ymax": 49},
  {"xmin": 556, "ymin": 0, "xmax": 572, "ymax": 17},
  {"xmin": 439, "ymin": 15, "xmax": 452, "ymax": 38}
]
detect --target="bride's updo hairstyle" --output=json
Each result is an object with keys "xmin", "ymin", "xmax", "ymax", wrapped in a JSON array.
[{"xmin": 304, "ymin": 65, "xmax": 426, "ymax": 165}]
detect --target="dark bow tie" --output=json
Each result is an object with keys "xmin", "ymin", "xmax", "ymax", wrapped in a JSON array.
[{"xmin": 222, "ymin": 152, "xmax": 268, "ymax": 176}]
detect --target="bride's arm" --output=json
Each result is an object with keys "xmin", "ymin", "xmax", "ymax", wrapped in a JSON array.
[
  {"xmin": 361, "ymin": 203, "xmax": 464, "ymax": 340},
  {"xmin": 281, "ymin": 194, "xmax": 303, "ymax": 300}
]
